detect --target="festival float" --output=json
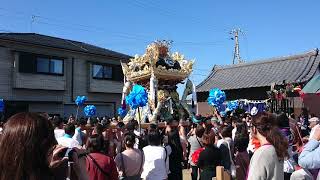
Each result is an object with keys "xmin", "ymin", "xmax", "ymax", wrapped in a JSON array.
[{"xmin": 119, "ymin": 40, "xmax": 194, "ymax": 125}]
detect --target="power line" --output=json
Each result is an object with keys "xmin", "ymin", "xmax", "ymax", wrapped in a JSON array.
[
  {"xmin": 174, "ymin": 40, "xmax": 226, "ymax": 45},
  {"xmin": 128, "ymin": 0, "xmax": 231, "ymax": 33},
  {"xmin": 0, "ymin": 7, "xmax": 153, "ymax": 40},
  {"xmin": 37, "ymin": 20, "xmax": 226, "ymax": 46},
  {"xmin": 0, "ymin": 13, "xmax": 28, "ymax": 22},
  {"xmin": 27, "ymin": 21, "xmax": 228, "ymax": 47},
  {"xmin": 35, "ymin": 20, "xmax": 153, "ymax": 42},
  {"xmin": 193, "ymin": 68, "xmax": 212, "ymax": 71},
  {"xmin": 243, "ymin": 32, "xmax": 250, "ymax": 61},
  {"xmin": 0, "ymin": 29, "xmax": 14, "ymax": 33},
  {"xmin": 0, "ymin": 11, "xmax": 227, "ymax": 46},
  {"xmin": 192, "ymin": 73, "xmax": 209, "ymax": 77},
  {"xmin": 0, "ymin": 7, "xmax": 229, "ymax": 47},
  {"xmin": 0, "ymin": 7, "xmax": 29, "ymax": 16}
]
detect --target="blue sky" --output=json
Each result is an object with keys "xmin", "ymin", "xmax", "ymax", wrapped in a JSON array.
[{"xmin": 1, "ymin": 0, "xmax": 320, "ymax": 87}]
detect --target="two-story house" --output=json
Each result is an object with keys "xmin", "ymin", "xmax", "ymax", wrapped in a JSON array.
[{"xmin": 0, "ymin": 33, "xmax": 131, "ymax": 119}]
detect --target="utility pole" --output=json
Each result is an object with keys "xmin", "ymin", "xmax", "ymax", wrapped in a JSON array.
[{"xmin": 230, "ymin": 28, "xmax": 245, "ymax": 64}]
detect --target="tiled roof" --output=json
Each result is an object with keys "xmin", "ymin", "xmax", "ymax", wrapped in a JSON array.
[
  {"xmin": 197, "ymin": 49, "xmax": 320, "ymax": 92},
  {"xmin": 0, "ymin": 33, "xmax": 131, "ymax": 59}
]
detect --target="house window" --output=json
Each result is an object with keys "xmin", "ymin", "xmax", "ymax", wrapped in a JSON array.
[
  {"xmin": 37, "ymin": 58, "xmax": 50, "ymax": 73},
  {"xmin": 50, "ymin": 59, "xmax": 63, "ymax": 74},
  {"xmin": 103, "ymin": 66, "xmax": 113, "ymax": 79},
  {"xmin": 19, "ymin": 52, "xmax": 64, "ymax": 75},
  {"xmin": 92, "ymin": 64, "xmax": 103, "ymax": 78},
  {"xmin": 92, "ymin": 64, "xmax": 113, "ymax": 79},
  {"xmin": 36, "ymin": 57, "xmax": 63, "ymax": 74}
]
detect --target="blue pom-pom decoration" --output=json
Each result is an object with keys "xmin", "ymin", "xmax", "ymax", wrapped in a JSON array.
[
  {"xmin": 220, "ymin": 111, "xmax": 227, "ymax": 117},
  {"xmin": 75, "ymin": 96, "xmax": 87, "ymax": 106},
  {"xmin": 0, "ymin": 99, "xmax": 4, "ymax": 112},
  {"xmin": 84, "ymin": 105, "xmax": 96, "ymax": 117},
  {"xmin": 126, "ymin": 85, "xmax": 148, "ymax": 109},
  {"xmin": 216, "ymin": 104, "xmax": 226, "ymax": 112},
  {"xmin": 226, "ymin": 100, "xmax": 239, "ymax": 112},
  {"xmin": 207, "ymin": 88, "xmax": 226, "ymax": 107},
  {"xmin": 118, "ymin": 107, "xmax": 127, "ymax": 118}
]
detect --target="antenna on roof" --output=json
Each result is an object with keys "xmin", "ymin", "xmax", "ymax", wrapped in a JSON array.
[
  {"xmin": 230, "ymin": 28, "xmax": 245, "ymax": 64},
  {"xmin": 30, "ymin": 15, "xmax": 36, "ymax": 33}
]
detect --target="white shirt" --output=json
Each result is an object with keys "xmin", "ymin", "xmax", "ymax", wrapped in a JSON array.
[
  {"xmin": 54, "ymin": 128, "xmax": 65, "ymax": 140},
  {"xmin": 217, "ymin": 139, "xmax": 224, "ymax": 148},
  {"xmin": 247, "ymin": 132, "xmax": 255, "ymax": 153},
  {"xmin": 134, "ymin": 129, "xmax": 145, "ymax": 137},
  {"xmin": 141, "ymin": 145, "xmax": 172, "ymax": 180},
  {"xmin": 57, "ymin": 135, "xmax": 80, "ymax": 148},
  {"xmin": 309, "ymin": 124, "xmax": 319, "ymax": 139},
  {"xmin": 232, "ymin": 127, "xmax": 237, "ymax": 140},
  {"xmin": 133, "ymin": 137, "xmax": 139, "ymax": 149},
  {"xmin": 133, "ymin": 129, "xmax": 145, "ymax": 149},
  {"xmin": 73, "ymin": 127, "xmax": 85, "ymax": 145}
]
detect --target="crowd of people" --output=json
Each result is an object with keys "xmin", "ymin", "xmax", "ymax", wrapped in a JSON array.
[{"xmin": 0, "ymin": 109, "xmax": 319, "ymax": 180}]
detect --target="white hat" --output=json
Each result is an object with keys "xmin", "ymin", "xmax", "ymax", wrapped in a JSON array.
[
  {"xmin": 309, "ymin": 117, "xmax": 319, "ymax": 122},
  {"xmin": 251, "ymin": 107, "xmax": 258, "ymax": 116},
  {"xmin": 211, "ymin": 117, "xmax": 218, "ymax": 122}
]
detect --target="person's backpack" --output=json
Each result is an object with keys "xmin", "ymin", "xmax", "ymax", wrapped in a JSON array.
[
  {"xmin": 191, "ymin": 147, "xmax": 205, "ymax": 165},
  {"xmin": 191, "ymin": 136, "xmax": 204, "ymax": 165}
]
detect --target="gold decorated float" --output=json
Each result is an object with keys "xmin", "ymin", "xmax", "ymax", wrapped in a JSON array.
[
  {"xmin": 122, "ymin": 40, "xmax": 193, "ymax": 83},
  {"xmin": 121, "ymin": 40, "xmax": 195, "ymax": 124}
]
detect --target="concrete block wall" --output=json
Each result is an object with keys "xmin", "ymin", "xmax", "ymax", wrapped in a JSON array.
[
  {"xmin": 63, "ymin": 103, "xmax": 115, "ymax": 119},
  {"xmin": 29, "ymin": 102, "xmax": 63, "ymax": 115},
  {"xmin": 0, "ymin": 47, "xmax": 13, "ymax": 98},
  {"xmin": 89, "ymin": 79, "xmax": 123, "ymax": 93}
]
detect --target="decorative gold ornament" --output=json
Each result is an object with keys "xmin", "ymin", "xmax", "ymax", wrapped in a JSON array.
[
  {"xmin": 157, "ymin": 90, "xmax": 169, "ymax": 103},
  {"xmin": 122, "ymin": 40, "xmax": 193, "ymax": 83}
]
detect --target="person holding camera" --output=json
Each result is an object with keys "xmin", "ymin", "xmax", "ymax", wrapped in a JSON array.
[{"xmin": 0, "ymin": 112, "xmax": 71, "ymax": 180}]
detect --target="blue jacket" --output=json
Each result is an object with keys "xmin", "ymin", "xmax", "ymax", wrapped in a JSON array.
[{"xmin": 299, "ymin": 139, "xmax": 320, "ymax": 169}]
